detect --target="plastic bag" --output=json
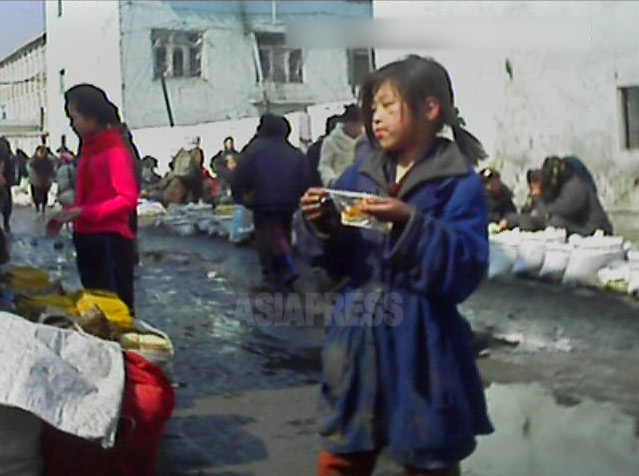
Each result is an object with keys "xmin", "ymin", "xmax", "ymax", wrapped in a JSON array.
[
  {"xmin": 323, "ymin": 189, "xmax": 392, "ymax": 234},
  {"xmin": 76, "ymin": 290, "xmax": 134, "ymax": 331}
]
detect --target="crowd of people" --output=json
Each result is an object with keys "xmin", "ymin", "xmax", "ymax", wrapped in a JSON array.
[
  {"xmin": 0, "ymin": 51, "xmax": 626, "ymax": 476},
  {"xmin": 481, "ymin": 155, "xmax": 613, "ymax": 237}
]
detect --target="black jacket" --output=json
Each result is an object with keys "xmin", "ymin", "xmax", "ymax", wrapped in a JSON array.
[
  {"xmin": 232, "ymin": 137, "xmax": 310, "ymax": 213},
  {"xmin": 486, "ymin": 186, "xmax": 517, "ymax": 223}
]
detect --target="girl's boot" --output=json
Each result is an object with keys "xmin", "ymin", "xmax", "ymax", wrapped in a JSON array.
[{"xmin": 316, "ymin": 450, "xmax": 377, "ymax": 476}]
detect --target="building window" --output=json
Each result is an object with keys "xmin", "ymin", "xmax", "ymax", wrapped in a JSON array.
[
  {"xmin": 152, "ymin": 29, "xmax": 203, "ymax": 79},
  {"xmin": 621, "ymin": 87, "xmax": 639, "ymax": 150},
  {"xmin": 348, "ymin": 48, "xmax": 374, "ymax": 96},
  {"xmin": 256, "ymin": 32, "xmax": 303, "ymax": 84},
  {"xmin": 57, "ymin": 0, "xmax": 63, "ymax": 17}
]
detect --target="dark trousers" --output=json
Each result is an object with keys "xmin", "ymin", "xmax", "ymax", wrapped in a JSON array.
[
  {"xmin": 253, "ymin": 211, "xmax": 293, "ymax": 275},
  {"xmin": 73, "ymin": 233, "xmax": 135, "ymax": 312},
  {"xmin": 31, "ymin": 185, "xmax": 50, "ymax": 211},
  {"xmin": 1, "ymin": 186, "xmax": 10, "ymax": 230}
]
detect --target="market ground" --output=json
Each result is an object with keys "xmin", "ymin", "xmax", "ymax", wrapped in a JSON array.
[{"xmin": 7, "ymin": 206, "xmax": 639, "ymax": 475}]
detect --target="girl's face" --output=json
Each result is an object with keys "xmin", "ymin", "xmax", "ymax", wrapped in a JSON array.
[
  {"xmin": 66, "ymin": 102, "xmax": 101, "ymax": 139},
  {"xmin": 371, "ymin": 81, "xmax": 411, "ymax": 152}
]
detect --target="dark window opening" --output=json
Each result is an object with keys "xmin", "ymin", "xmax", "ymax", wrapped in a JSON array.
[
  {"xmin": 621, "ymin": 87, "xmax": 639, "ymax": 149},
  {"xmin": 348, "ymin": 48, "xmax": 374, "ymax": 96},
  {"xmin": 151, "ymin": 29, "xmax": 203, "ymax": 79},
  {"xmin": 256, "ymin": 32, "xmax": 303, "ymax": 84}
]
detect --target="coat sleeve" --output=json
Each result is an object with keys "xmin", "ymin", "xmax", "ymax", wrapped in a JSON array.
[
  {"xmin": 383, "ymin": 175, "xmax": 489, "ymax": 303},
  {"xmin": 546, "ymin": 177, "xmax": 588, "ymax": 220},
  {"xmin": 80, "ymin": 148, "xmax": 138, "ymax": 223},
  {"xmin": 230, "ymin": 151, "xmax": 255, "ymax": 204},
  {"xmin": 318, "ymin": 137, "xmax": 337, "ymax": 187}
]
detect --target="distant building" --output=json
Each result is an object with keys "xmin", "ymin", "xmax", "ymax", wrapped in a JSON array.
[
  {"xmin": 373, "ymin": 0, "xmax": 639, "ymax": 209},
  {"xmin": 0, "ymin": 32, "xmax": 47, "ymax": 154},
  {"xmin": 46, "ymin": 0, "xmax": 374, "ymax": 161}
]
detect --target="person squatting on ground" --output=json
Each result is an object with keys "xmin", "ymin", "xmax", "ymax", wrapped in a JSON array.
[
  {"xmin": 318, "ymin": 104, "xmax": 364, "ymax": 187},
  {"xmin": 541, "ymin": 155, "xmax": 613, "ymax": 236},
  {"xmin": 52, "ymin": 84, "xmax": 138, "ymax": 312},
  {"xmin": 29, "ymin": 145, "xmax": 55, "ymax": 217},
  {"xmin": 232, "ymin": 114, "xmax": 311, "ymax": 288},
  {"xmin": 499, "ymin": 168, "xmax": 547, "ymax": 231},
  {"xmin": 479, "ymin": 167, "xmax": 516, "ymax": 225},
  {"xmin": 301, "ymin": 55, "xmax": 493, "ymax": 476}
]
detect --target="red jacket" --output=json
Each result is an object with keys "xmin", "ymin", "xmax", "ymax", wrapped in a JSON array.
[{"xmin": 73, "ymin": 129, "xmax": 138, "ymax": 239}]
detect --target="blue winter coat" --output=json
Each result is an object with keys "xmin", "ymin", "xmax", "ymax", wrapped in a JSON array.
[
  {"xmin": 231, "ymin": 136, "xmax": 310, "ymax": 213},
  {"xmin": 310, "ymin": 138, "xmax": 493, "ymax": 469}
]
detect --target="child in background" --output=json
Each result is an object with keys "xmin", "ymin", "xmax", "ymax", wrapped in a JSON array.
[
  {"xmin": 301, "ymin": 55, "xmax": 493, "ymax": 476},
  {"xmin": 52, "ymin": 84, "xmax": 138, "ymax": 312}
]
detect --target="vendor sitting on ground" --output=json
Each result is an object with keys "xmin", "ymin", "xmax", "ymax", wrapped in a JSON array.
[
  {"xmin": 480, "ymin": 167, "xmax": 517, "ymax": 224},
  {"xmin": 542, "ymin": 155, "xmax": 613, "ymax": 236},
  {"xmin": 140, "ymin": 155, "xmax": 161, "ymax": 190},
  {"xmin": 500, "ymin": 168, "xmax": 547, "ymax": 231},
  {"xmin": 143, "ymin": 144, "xmax": 203, "ymax": 206}
]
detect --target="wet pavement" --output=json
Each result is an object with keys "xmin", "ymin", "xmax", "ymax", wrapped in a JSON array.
[{"xmin": 6, "ymin": 205, "xmax": 639, "ymax": 475}]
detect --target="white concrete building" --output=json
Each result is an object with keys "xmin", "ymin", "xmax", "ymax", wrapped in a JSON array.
[
  {"xmin": 46, "ymin": 0, "xmax": 374, "ymax": 168},
  {"xmin": 373, "ymin": 0, "xmax": 639, "ymax": 209},
  {"xmin": 0, "ymin": 32, "xmax": 47, "ymax": 154}
]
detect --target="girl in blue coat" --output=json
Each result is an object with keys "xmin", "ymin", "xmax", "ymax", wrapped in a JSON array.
[{"xmin": 301, "ymin": 55, "xmax": 493, "ymax": 476}]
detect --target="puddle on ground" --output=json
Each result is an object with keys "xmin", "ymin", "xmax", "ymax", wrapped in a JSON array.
[{"xmin": 466, "ymin": 383, "xmax": 639, "ymax": 476}]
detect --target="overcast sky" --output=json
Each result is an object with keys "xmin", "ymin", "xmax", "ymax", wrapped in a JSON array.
[{"xmin": 0, "ymin": 0, "xmax": 45, "ymax": 59}]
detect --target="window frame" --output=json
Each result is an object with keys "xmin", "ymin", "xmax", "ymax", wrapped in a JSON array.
[
  {"xmin": 620, "ymin": 86, "xmax": 639, "ymax": 150},
  {"xmin": 152, "ymin": 29, "xmax": 204, "ymax": 80},
  {"xmin": 255, "ymin": 32, "xmax": 304, "ymax": 84}
]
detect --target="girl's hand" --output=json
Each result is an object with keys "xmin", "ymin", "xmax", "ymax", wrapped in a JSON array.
[
  {"xmin": 54, "ymin": 207, "xmax": 81, "ymax": 223},
  {"xmin": 359, "ymin": 197, "xmax": 412, "ymax": 224},
  {"xmin": 300, "ymin": 188, "xmax": 329, "ymax": 221}
]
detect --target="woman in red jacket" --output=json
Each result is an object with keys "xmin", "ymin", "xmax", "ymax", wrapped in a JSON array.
[{"xmin": 52, "ymin": 84, "xmax": 138, "ymax": 312}]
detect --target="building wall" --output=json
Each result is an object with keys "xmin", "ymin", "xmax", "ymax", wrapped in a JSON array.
[
  {"xmin": 45, "ymin": 0, "xmax": 123, "ymax": 153},
  {"xmin": 0, "ymin": 34, "xmax": 47, "ymax": 153},
  {"xmin": 119, "ymin": 0, "xmax": 371, "ymax": 129},
  {"xmin": 373, "ymin": 1, "xmax": 639, "ymax": 209}
]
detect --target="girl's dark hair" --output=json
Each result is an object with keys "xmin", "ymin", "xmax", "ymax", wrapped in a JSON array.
[
  {"xmin": 64, "ymin": 83, "xmax": 121, "ymax": 126},
  {"xmin": 526, "ymin": 169, "xmax": 543, "ymax": 185},
  {"xmin": 360, "ymin": 55, "xmax": 487, "ymax": 164}
]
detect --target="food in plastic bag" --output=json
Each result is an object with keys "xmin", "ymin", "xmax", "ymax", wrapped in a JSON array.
[{"xmin": 322, "ymin": 189, "xmax": 392, "ymax": 233}]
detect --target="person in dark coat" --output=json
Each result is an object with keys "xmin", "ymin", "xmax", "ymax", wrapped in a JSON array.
[
  {"xmin": 29, "ymin": 145, "xmax": 56, "ymax": 217},
  {"xmin": 480, "ymin": 167, "xmax": 516, "ymax": 224},
  {"xmin": 0, "ymin": 137, "xmax": 16, "ymax": 233},
  {"xmin": 232, "ymin": 114, "xmax": 310, "ymax": 287},
  {"xmin": 542, "ymin": 156, "xmax": 612, "ymax": 236},
  {"xmin": 501, "ymin": 169, "xmax": 547, "ymax": 231},
  {"xmin": 0, "ymin": 138, "xmax": 11, "ymax": 258},
  {"xmin": 210, "ymin": 136, "xmax": 239, "ymax": 200},
  {"xmin": 306, "ymin": 115, "xmax": 340, "ymax": 187}
]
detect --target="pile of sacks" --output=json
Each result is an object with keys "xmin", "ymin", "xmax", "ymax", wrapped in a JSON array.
[
  {"xmin": 488, "ymin": 228, "xmax": 638, "ymax": 294},
  {"xmin": 154, "ymin": 202, "xmax": 233, "ymax": 238}
]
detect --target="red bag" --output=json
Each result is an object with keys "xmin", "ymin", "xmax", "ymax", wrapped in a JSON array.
[{"xmin": 44, "ymin": 351, "xmax": 175, "ymax": 476}]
